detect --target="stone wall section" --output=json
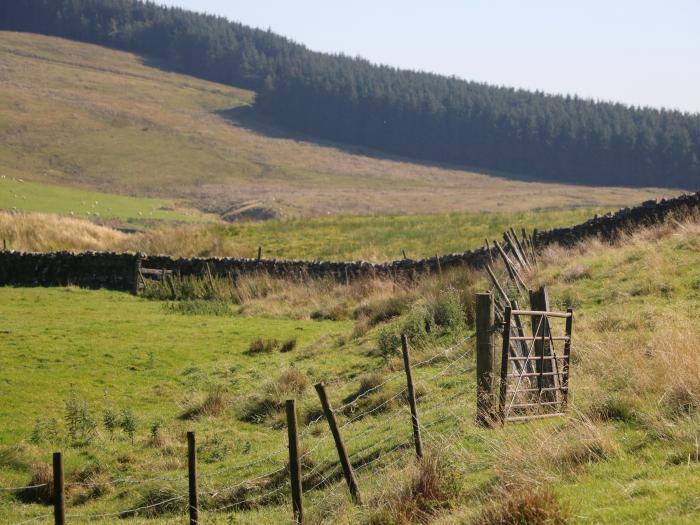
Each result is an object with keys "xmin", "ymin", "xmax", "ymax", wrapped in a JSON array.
[{"xmin": 1, "ymin": 191, "xmax": 698, "ymax": 291}]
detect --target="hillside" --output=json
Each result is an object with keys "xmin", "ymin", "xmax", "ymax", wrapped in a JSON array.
[
  {"xmin": 0, "ymin": 32, "xmax": 677, "ymax": 221},
  {"xmin": 3, "ymin": 213, "xmax": 700, "ymax": 523},
  {"xmin": 2, "ymin": 0, "xmax": 699, "ymax": 189}
]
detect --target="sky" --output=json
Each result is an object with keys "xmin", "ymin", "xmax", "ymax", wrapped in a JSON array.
[{"xmin": 160, "ymin": 0, "xmax": 700, "ymax": 114}]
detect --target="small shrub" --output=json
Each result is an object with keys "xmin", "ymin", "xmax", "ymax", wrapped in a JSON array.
[
  {"xmin": 400, "ymin": 302, "xmax": 431, "ymax": 344},
  {"xmin": 473, "ymin": 488, "xmax": 570, "ymax": 525},
  {"xmin": 149, "ymin": 419, "xmax": 168, "ymax": 448},
  {"xmin": 30, "ymin": 418, "xmax": 60, "ymax": 445},
  {"xmin": 103, "ymin": 408, "xmax": 118, "ymax": 438},
  {"xmin": 200, "ymin": 434, "xmax": 230, "ymax": 464},
  {"xmin": 120, "ymin": 408, "xmax": 138, "ymax": 443},
  {"xmin": 247, "ymin": 338, "xmax": 280, "ymax": 355},
  {"xmin": 432, "ymin": 288, "xmax": 465, "ymax": 332},
  {"xmin": 377, "ymin": 324, "xmax": 401, "ymax": 357},
  {"xmin": 65, "ymin": 391, "xmax": 97, "ymax": 445}
]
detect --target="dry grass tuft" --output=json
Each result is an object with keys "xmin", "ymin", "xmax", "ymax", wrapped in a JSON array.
[
  {"xmin": 240, "ymin": 368, "xmax": 310, "ymax": 423},
  {"xmin": 180, "ymin": 385, "xmax": 229, "ymax": 420},
  {"xmin": 575, "ymin": 320, "xmax": 700, "ymax": 423},
  {"xmin": 0, "ymin": 211, "xmax": 129, "ymax": 253},
  {"xmin": 472, "ymin": 487, "xmax": 570, "ymax": 525},
  {"xmin": 368, "ymin": 455, "xmax": 452, "ymax": 525},
  {"xmin": 17, "ymin": 462, "xmax": 53, "ymax": 504},
  {"xmin": 492, "ymin": 414, "xmax": 618, "ymax": 486},
  {"xmin": 69, "ymin": 462, "xmax": 112, "ymax": 504},
  {"xmin": 125, "ymin": 484, "xmax": 185, "ymax": 517},
  {"xmin": 247, "ymin": 337, "xmax": 280, "ymax": 355}
]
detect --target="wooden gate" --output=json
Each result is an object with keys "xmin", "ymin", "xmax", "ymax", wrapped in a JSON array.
[{"xmin": 498, "ymin": 306, "xmax": 573, "ymax": 423}]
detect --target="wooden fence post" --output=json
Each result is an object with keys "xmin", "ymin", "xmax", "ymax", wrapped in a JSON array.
[
  {"xmin": 286, "ymin": 399, "xmax": 304, "ymax": 524},
  {"xmin": 314, "ymin": 383, "xmax": 361, "ymax": 503},
  {"xmin": 498, "ymin": 307, "xmax": 512, "ymax": 423},
  {"xmin": 53, "ymin": 452, "xmax": 65, "ymax": 525},
  {"xmin": 132, "ymin": 253, "xmax": 142, "ymax": 295},
  {"xmin": 257, "ymin": 245, "xmax": 262, "ymax": 261},
  {"xmin": 187, "ymin": 431, "xmax": 199, "ymax": 525},
  {"xmin": 475, "ymin": 293, "xmax": 495, "ymax": 427},
  {"xmin": 562, "ymin": 308, "xmax": 573, "ymax": 406},
  {"xmin": 401, "ymin": 335, "xmax": 424, "ymax": 457}
]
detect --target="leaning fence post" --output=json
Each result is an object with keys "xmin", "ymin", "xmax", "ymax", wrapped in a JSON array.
[
  {"xmin": 476, "ymin": 293, "xmax": 495, "ymax": 427},
  {"xmin": 314, "ymin": 383, "xmax": 361, "ymax": 503},
  {"xmin": 187, "ymin": 432, "xmax": 199, "ymax": 525},
  {"xmin": 286, "ymin": 399, "xmax": 304, "ymax": 524},
  {"xmin": 401, "ymin": 335, "xmax": 424, "ymax": 458},
  {"xmin": 53, "ymin": 452, "xmax": 65, "ymax": 525}
]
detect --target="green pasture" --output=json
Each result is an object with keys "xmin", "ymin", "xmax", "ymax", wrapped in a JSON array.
[{"xmin": 0, "ymin": 178, "xmax": 216, "ymax": 225}]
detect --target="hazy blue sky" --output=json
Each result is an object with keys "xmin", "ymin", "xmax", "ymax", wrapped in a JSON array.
[{"xmin": 160, "ymin": 1, "xmax": 700, "ymax": 113}]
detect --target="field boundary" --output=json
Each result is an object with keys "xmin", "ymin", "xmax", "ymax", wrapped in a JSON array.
[{"xmin": 1, "ymin": 191, "xmax": 698, "ymax": 291}]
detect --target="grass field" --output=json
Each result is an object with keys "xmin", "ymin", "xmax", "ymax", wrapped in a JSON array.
[
  {"xmin": 223, "ymin": 206, "xmax": 615, "ymax": 261},
  {"xmin": 3, "ymin": 216, "xmax": 700, "ymax": 523},
  {"xmin": 0, "ymin": 178, "xmax": 215, "ymax": 225},
  {"xmin": 3, "ymin": 205, "xmax": 614, "ymax": 260},
  {"xmin": 0, "ymin": 31, "xmax": 677, "ymax": 219}
]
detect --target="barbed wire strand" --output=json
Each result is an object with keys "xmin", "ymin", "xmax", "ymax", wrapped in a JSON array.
[
  {"xmin": 65, "ymin": 495, "xmax": 185, "ymax": 521},
  {"xmin": 9, "ymin": 513, "xmax": 53, "ymax": 525}
]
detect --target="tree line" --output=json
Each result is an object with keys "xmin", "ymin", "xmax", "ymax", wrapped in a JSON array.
[{"xmin": 2, "ymin": 0, "xmax": 699, "ymax": 189}]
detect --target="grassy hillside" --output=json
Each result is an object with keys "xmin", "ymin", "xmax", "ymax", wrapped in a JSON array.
[
  {"xmin": 3, "ymin": 216, "xmax": 700, "ymax": 523},
  {"xmin": 0, "ymin": 31, "xmax": 676, "ymax": 220}
]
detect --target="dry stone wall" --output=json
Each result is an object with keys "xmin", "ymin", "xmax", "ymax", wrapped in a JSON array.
[{"xmin": 1, "ymin": 190, "xmax": 698, "ymax": 292}]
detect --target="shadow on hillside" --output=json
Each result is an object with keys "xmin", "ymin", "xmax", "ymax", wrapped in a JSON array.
[{"xmin": 215, "ymin": 105, "xmax": 550, "ymax": 185}]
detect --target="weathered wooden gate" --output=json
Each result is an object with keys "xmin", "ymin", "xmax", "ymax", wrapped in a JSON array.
[{"xmin": 498, "ymin": 306, "xmax": 573, "ymax": 423}]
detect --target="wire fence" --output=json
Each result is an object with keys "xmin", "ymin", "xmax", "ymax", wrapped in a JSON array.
[{"xmin": 3, "ymin": 332, "xmax": 478, "ymax": 525}]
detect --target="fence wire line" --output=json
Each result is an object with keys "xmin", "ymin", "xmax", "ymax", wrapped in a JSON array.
[
  {"xmin": 64, "ymin": 495, "xmax": 185, "ymax": 521},
  {"xmin": 334, "ymin": 334, "xmax": 473, "ymax": 416},
  {"xmin": 339, "ymin": 344, "xmax": 472, "ymax": 433},
  {"xmin": 5, "ymin": 335, "xmax": 476, "ymax": 520},
  {"xmin": 0, "ymin": 483, "xmax": 47, "ymax": 492},
  {"xmin": 9, "ymin": 513, "xmax": 52, "ymax": 525},
  {"xmin": 303, "ymin": 346, "xmax": 473, "ymax": 487},
  {"xmin": 204, "ymin": 483, "xmax": 286, "ymax": 514},
  {"xmin": 204, "ymin": 464, "xmax": 287, "ymax": 497}
]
